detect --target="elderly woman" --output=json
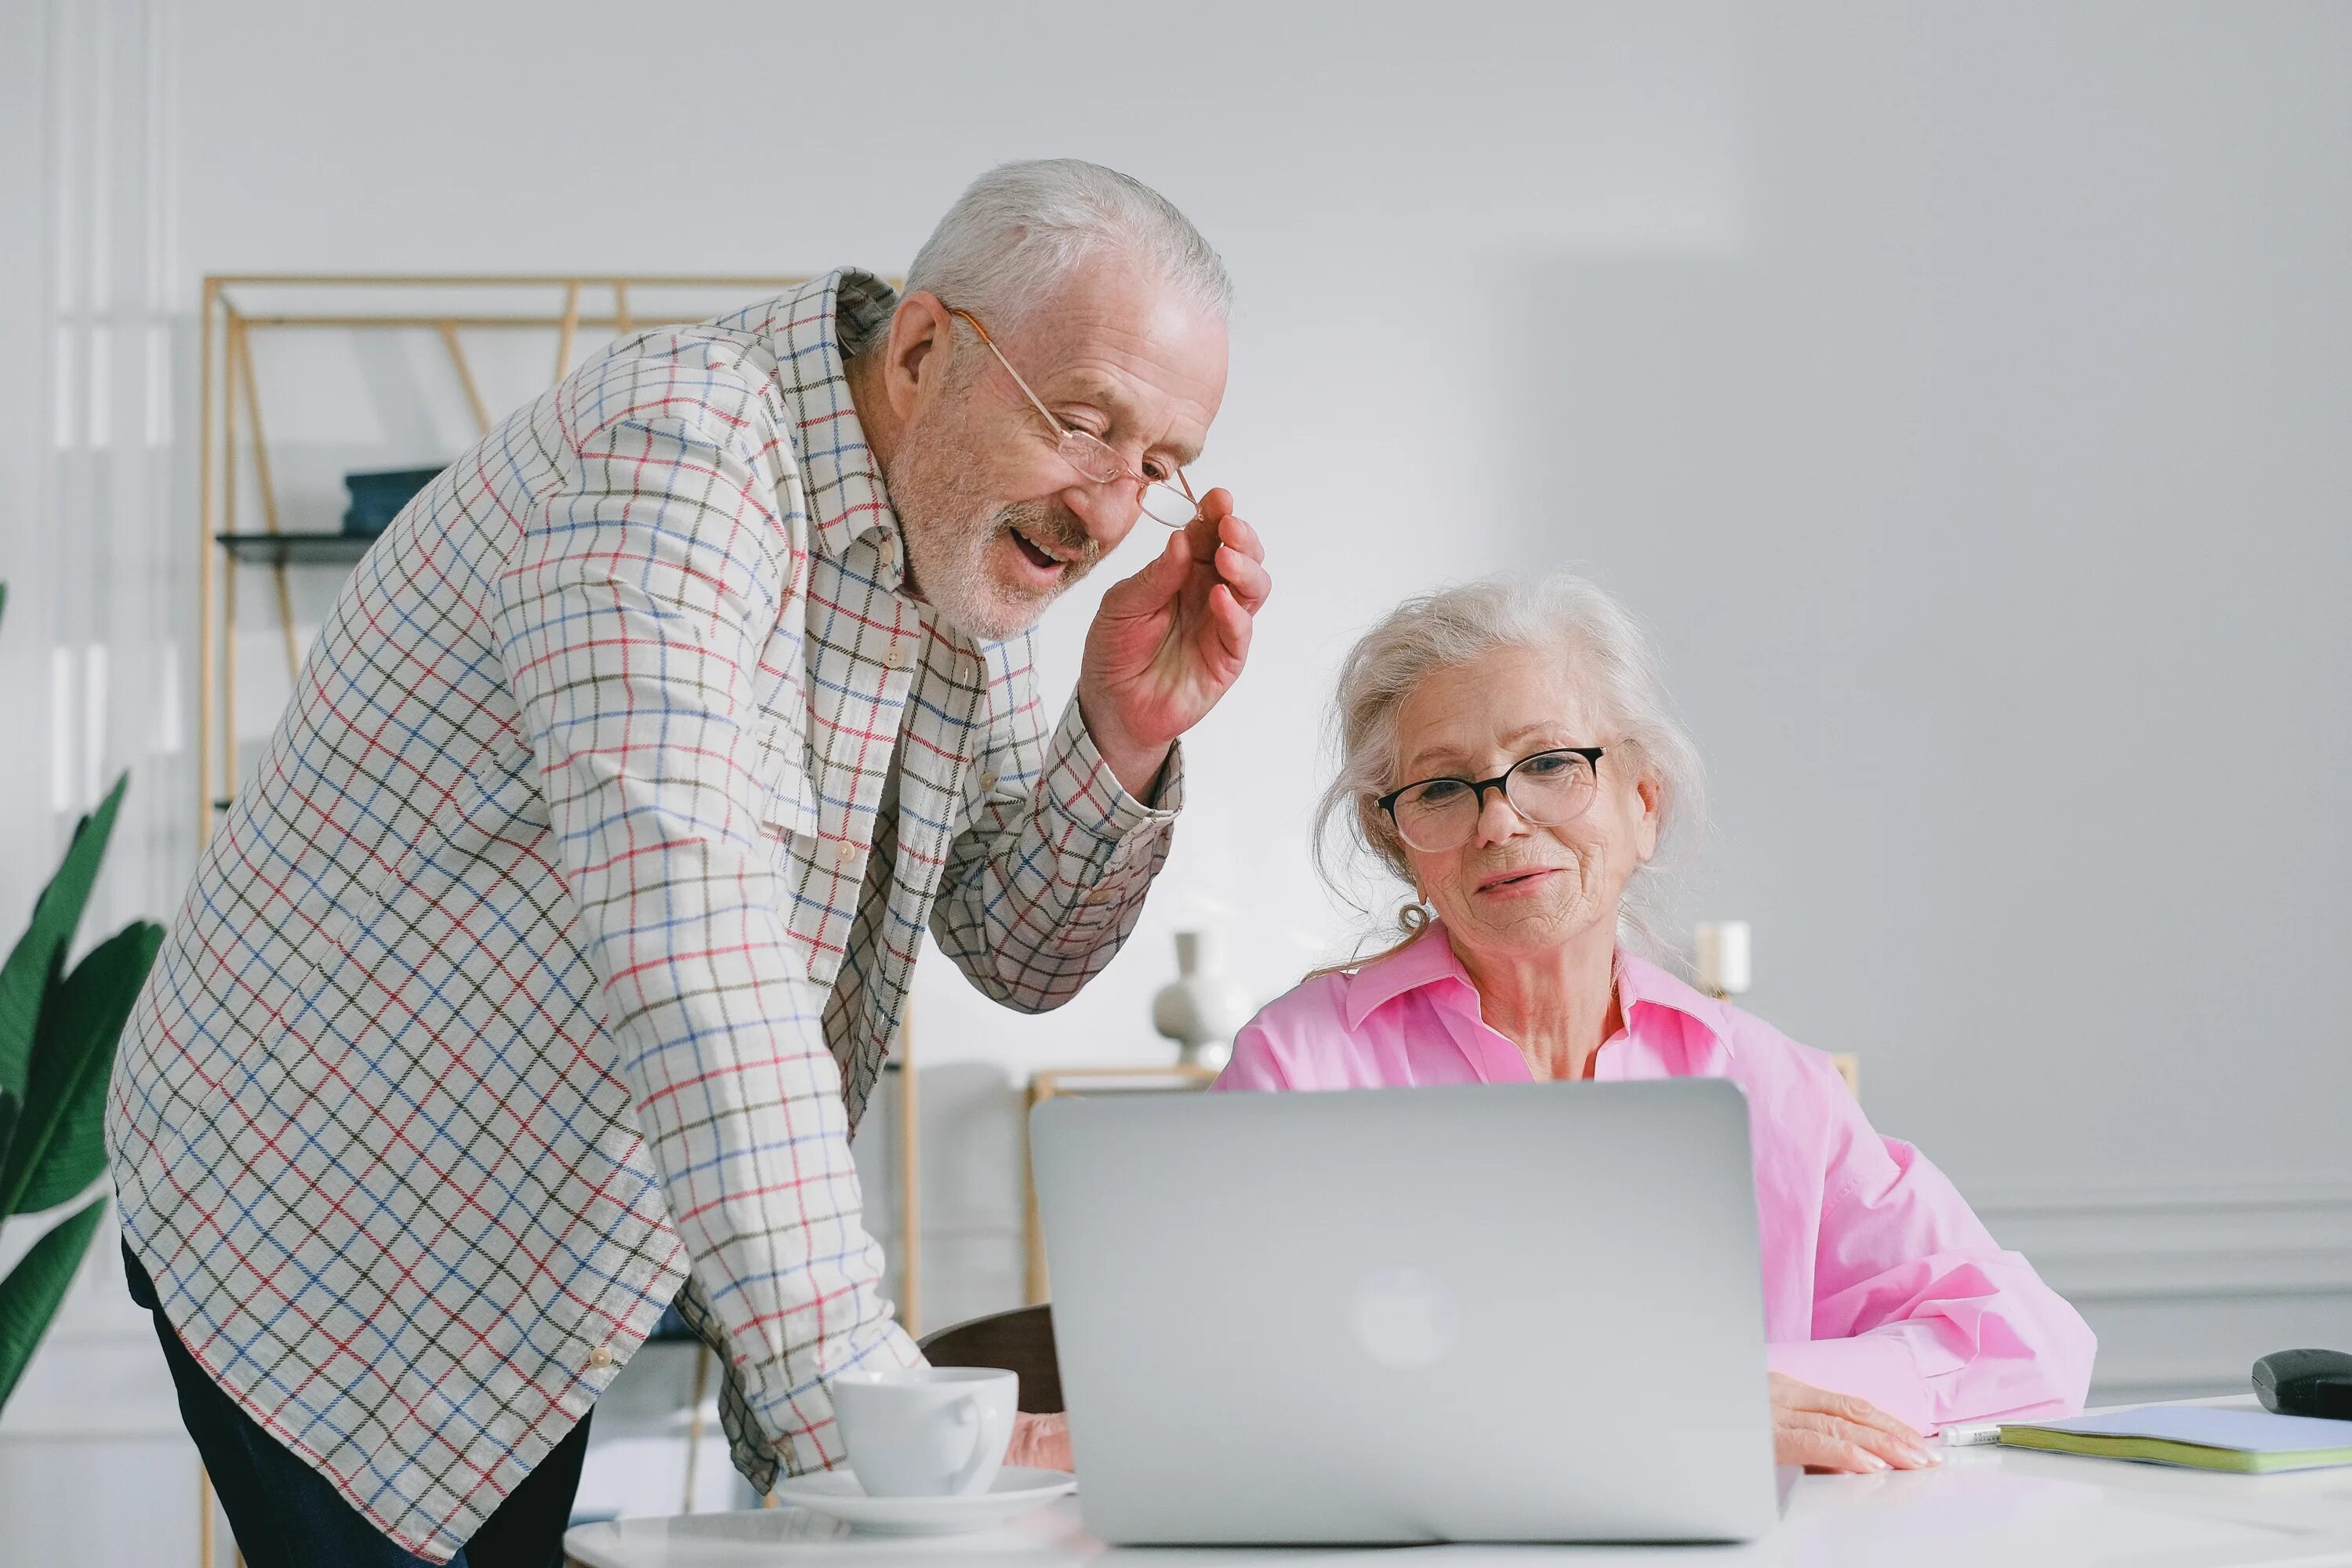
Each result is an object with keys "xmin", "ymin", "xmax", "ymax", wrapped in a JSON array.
[{"xmin": 1215, "ymin": 575, "xmax": 2094, "ymax": 1475}]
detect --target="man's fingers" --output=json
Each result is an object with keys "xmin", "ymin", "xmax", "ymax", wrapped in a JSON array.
[
  {"xmin": 1007, "ymin": 1411, "xmax": 1074, "ymax": 1472},
  {"xmin": 1216, "ymin": 508, "xmax": 1264, "ymax": 564},
  {"xmin": 1177, "ymin": 509, "xmax": 1225, "ymax": 564},
  {"xmin": 1206, "ymin": 582, "xmax": 1252, "ymax": 665},
  {"xmin": 1216, "ymin": 543, "xmax": 1272, "ymax": 612},
  {"xmin": 1102, "ymin": 528, "xmax": 1191, "ymax": 614}
]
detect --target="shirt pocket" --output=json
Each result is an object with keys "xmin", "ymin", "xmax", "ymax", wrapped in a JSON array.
[
  {"xmin": 747, "ymin": 715, "xmax": 841, "ymax": 987},
  {"xmin": 750, "ymin": 714, "xmax": 819, "ymax": 844}
]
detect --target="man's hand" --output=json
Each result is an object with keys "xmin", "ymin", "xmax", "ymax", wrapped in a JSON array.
[
  {"xmin": 1076, "ymin": 490, "xmax": 1270, "ymax": 799},
  {"xmin": 1007, "ymin": 1410, "xmax": 1073, "ymax": 1472},
  {"xmin": 1769, "ymin": 1373, "xmax": 1939, "ymax": 1473}
]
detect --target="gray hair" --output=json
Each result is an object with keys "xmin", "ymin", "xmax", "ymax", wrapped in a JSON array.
[
  {"xmin": 848, "ymin": 159, "xmax": 1232, "ymax": 357},
  {"xmin": 1314, "ymin": 573, "xmax": 1708, "ymax": 962}
]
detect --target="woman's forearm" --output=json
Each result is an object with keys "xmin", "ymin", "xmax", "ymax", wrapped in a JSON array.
[{"xmin": 1797, "ymin": 1248, "xmax": 2097, "ymax": 1431}]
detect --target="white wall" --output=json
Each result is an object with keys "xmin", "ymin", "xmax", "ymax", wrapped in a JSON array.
[
  {"xmin": 1475, "ymin": 2, "xmax": 2352, "ymax": 1397},
  {"xmin": 5, "ymin": 2, "xmax": 2349, "ymax": 1558}
]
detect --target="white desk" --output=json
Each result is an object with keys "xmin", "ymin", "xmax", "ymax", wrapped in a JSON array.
[{"xmin": 565, "ymin": 1405, "xmax": 2352, "ymax": 1568}]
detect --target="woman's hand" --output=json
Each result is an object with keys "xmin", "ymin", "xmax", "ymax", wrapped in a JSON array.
[
  {"xmin": 1769, "ymin": 1373, "xmax": 1940, "ymax": 1473},
  {"xmin": 1007, "ymin": 1410, "xmax": 1073, "ymax": 1472}
]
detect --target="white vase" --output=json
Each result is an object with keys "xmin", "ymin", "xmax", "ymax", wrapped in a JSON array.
[{"xmin": 1150, "ymin": 930, "xmax": 1252, "ymax": 1071}]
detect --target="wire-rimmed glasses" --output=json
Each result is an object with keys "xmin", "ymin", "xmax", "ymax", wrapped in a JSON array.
[
  {"xmin": 946, "ymin": 306, "xmax": 1203, "ymax": 528},
  {"xmin": 1377, "ymin": 746, "xmax": 1608, "ymax": 853}
]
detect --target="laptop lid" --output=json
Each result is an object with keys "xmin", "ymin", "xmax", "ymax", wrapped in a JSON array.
[{"xmin": 1031, "ymin": 1079, "xmax": 1780, "ymax": 1544}]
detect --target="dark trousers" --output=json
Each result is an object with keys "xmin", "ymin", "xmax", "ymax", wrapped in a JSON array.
[{"xmin": 126, "ymin": 1243, "xmax": 593, "ymax": 1568}]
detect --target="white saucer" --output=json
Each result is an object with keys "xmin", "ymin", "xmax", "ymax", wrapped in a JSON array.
[{"xmin": 772, "ymin": 1467, "xmax": 1078, "ymax": 1535}]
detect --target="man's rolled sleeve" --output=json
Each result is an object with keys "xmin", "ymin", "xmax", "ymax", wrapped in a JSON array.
[
  {"xmin": 1043, "ymin": 696, "xmax": 1187, "ymax": 836},
  {"xmin": 932, "ymin": 695, "xmax": 1181, "ymax": 1011}
]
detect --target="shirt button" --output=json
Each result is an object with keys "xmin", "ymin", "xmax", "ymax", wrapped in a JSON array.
[
  {"xmin": 588, "ymin": 1345, "xmax": 613, "ymax": 1368},
  {"xmin": 833, "ymin": 840, "xmax": 858, "ymax": 868},
  {"xmin": 977, "ymin": 769, "xmax": 999, "ymax": 794},
  {"xmin": 883, "ymin": 641, "xmax": 909, "ymax": 670}
]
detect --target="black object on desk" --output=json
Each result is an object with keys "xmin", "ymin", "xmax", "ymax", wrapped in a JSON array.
[{"xmin": 2256, "ymin": 1348, "xmax": 2352, "ymax": 1419}]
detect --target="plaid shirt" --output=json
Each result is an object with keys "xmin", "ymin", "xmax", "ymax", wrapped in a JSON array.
[{"xmin": 110, "ymin": 270, "xmax": 1180, "ymax": 1561}]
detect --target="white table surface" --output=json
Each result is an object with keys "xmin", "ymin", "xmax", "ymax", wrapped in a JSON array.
[{"xmin": 564, "ymin": 1401, "xmax": 2352, "ymax": 1568}]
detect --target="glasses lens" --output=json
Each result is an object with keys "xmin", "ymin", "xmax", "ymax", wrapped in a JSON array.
[
  {"xmin": 1054, "ymin": 429, "xmax": 1127, "ymax": 486},
  {"xmin": 1505, "ymin": 751, "xmax": 1597, "ymax": 825},
  {"xmin": 1390, "ymin": 779, "xmax": 1478, "ymax": 853},
  {"xmin": 1139, "ymin": 479, "xmax": 1200, "ymax": 529}
]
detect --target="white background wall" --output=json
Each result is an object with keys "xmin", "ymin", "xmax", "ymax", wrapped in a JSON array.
[{"xmin": 3, "ymin": 2, "xmax": 2347, "ymax": 1559}]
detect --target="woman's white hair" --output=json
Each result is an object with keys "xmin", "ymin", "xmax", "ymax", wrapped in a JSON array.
[
  {"xmin": 1315, "ymin": 573, "xmax": 1708, "ymax": 964},
  {"xmin": 847, "ymin": 159, "xmax": 1232, "ymax": 357}
]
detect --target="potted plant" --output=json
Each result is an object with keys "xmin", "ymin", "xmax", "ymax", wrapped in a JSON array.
[{"xmin": 0, "ymin": 582, "xmax": 165, "ymax": 1414}]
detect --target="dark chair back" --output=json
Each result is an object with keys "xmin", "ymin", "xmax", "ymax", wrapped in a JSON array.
[{"xmin": 917, "ymin": 1305, "xmax": 1062, "ymax": 1414}]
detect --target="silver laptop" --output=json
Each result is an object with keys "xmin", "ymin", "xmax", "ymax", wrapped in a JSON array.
[{"xmin": 1030, "ymin": 1079, "xmax": 1780, "ymax": 1544}]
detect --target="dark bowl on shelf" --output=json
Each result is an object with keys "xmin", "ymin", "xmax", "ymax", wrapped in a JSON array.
[{"xmin": 343, "ymin": 465, "xmax": 446, "ymax": 537}]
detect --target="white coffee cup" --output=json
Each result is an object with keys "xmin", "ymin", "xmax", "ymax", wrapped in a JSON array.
[{"xmin": 832, "ymin": 1367, "xmax": 1019, "ymax": 1497}]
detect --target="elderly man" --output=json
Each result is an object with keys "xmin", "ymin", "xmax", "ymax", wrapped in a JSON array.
[{"xmin": 110, "ymin": 160, "xmax": 1268, "ymax": 1566}]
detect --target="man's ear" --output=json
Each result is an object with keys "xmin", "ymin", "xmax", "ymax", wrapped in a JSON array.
[{"xmin": 881, "ymin": 291, "xmax": 956, "ymax": 421}]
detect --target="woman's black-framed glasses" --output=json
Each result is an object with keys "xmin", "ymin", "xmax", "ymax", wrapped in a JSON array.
[
  {"xmin": 1377, "ymin": 747, "xmax": 1607, "ymax": 853},
  {"xmin": 946, "ymin": 306, "xmax": 1203, "ymax": 528}
]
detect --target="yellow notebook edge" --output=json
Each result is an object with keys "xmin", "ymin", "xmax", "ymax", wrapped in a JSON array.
[{"xmin": 1994, "ymin": 1426, "xmax": 2352, "ymax": 1474}]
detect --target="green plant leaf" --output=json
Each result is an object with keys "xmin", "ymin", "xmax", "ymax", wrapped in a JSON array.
[
  {"xmin": 0, "ymin": 1087, "xmax": 16, "ymax": 1181},
  {"xmin": 1, "ymin": 922, "xmax": 162, "ymax": 1217},
  {"xmin": 0, "ymin": 1196, "xmax": 106, "ymax": 1411},
  {"xmin": 0, "ymin": 775, "xmax": 130, "ymax": 1102}
]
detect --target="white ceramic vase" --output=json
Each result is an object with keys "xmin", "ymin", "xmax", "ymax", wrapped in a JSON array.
[{"xmin": 1149, "ymin": 930, "xmax": 1252, "ymax": 1071}]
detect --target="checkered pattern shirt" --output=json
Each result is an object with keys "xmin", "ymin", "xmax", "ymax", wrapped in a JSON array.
[{"xmin": 109, "ymin": 270, "xmax": 1181, "ymax": 1562}]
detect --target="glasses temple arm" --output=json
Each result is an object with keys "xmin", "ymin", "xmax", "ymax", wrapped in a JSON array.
[{"xmin": 949, "ymin": 308, "xmax": 1065, "ymax": 435}]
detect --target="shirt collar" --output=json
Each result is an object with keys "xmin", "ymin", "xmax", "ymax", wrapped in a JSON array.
[
  {"xmin": 1611, "ymin": 947, "xmax": 1739, "ymax": 1059},
  {"xmin": 766, "ymin": 267, "xmax": 902, "ymax": 563},
  {"xmin": 1341, "ymin": 921, "xmax": 1738, "ymax": 1059},
  {"xmin": 1341, "ymin": 923, "xmax": 1476, "ymax": 1031}
]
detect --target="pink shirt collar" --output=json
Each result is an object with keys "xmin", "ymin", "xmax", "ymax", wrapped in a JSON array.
[{"xmin": 1341, "ymin": 922, "xmax": 1739, "ymax": 1064}]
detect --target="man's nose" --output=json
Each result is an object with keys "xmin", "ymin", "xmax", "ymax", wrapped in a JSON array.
[{"xmin": 1062, "ymin": 476, "xmax": 1142, "ymax": 546}]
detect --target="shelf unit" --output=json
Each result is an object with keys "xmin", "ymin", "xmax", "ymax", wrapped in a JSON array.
[{"xmin": 190, "ymin": 274, "xmax": 931, "ymax": 1332}]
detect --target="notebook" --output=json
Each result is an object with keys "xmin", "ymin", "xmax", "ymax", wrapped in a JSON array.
[{"xmin": 1998, "ymin": 1406, "xmax": 2352, "ymax": 1474}]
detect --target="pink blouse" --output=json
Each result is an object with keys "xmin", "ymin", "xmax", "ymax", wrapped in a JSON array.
[{"xmin": 1212, "ymin": 925, "xmax": 2095, "ymax": 1433}]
